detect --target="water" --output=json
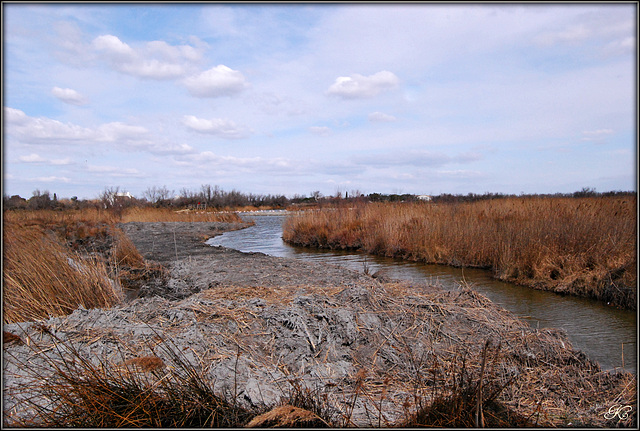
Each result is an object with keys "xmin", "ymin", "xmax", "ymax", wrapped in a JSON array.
[{"xmin": 207, "ymin": 213, "xmax": 637, "ymax": 373}]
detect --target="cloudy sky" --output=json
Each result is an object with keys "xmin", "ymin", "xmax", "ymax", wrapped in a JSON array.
[{"xmin": 3, "ymin": 3, "xmax": 637, "ymax": 200}]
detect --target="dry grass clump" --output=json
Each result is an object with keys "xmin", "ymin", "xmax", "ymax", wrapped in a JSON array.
[
  {"xmin": 4, "ymin": 208, "xmax": 117, "ymax": 251},
  {"xmin": 5, "ymin": 330, "xmax": 255, "ymax": 428},
  {"xmin": 401, "ymin": 340, "xmax": 529, "ymax": 427},
  {"xmin": 3, "ymin": 222, "xmax": 122, "ymax": 323},
  {"xmin": 121, "ymin": 207, "xmax": 243, "ymax": 223},
  {"xmin": 283, "ymin": 197, "xmax": 636, "ymax": 308},
  {"xmin": 2, "ymin": 208, "xmax": 166, "ymax": 323},
  {"xmin": 110, "ymin": 227, "xmax": 168, "ymax": 292}
]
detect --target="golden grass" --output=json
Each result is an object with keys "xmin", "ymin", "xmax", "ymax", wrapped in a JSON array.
[
  {"xmin": 2, "ymin": 205, "xmax": 244, "ymax": 323},
  {"xmin": 3, "ymin": 207, "xmax": 120, "ymax": 227},
  {"xmin": 3, "ymin": 221, "xmax": 122, "ymax": 323},
  {"xmin": 283, "ymin": 197, "xmax": 637, "ymax": 309},
  {"xmin": 120, "ymin": 207, "xmax": 243, "ymax": 223}
]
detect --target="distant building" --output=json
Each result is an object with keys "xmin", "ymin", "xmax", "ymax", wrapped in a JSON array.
[
  {"xmin": 116, "ymin": 192, "xmax": 134, "ymax": 199},
  {"xmin": 417, "ymin": 195, "xmax": 433, "ymax": 202}
]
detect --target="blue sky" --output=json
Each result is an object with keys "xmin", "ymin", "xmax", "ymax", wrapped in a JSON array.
[{"xmin": 3, "ymin": 3, "xmax": 637, "ymax": 200}]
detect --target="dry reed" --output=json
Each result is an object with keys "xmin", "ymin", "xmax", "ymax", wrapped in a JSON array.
[
  {"xmin": 121, "ymin": 207, "xmax": 243, "ymax": 223},
  {"xmin": 4, "ymin": 328, "xmax": 255, "ymax": 427},
  {"xmin": 3, "ymin": 206, "xmax": 243, "ymax": 323},
  {"xmin": 4, "ymin": 281, "xmax": 636, "ymax": 427},
  {"xmin": 3, "ymin": 221, "xmax": 122, "ymax": 323},
  {"xmin": 283, "ymin": 197, "xmax": 636, "ymax": 309}
]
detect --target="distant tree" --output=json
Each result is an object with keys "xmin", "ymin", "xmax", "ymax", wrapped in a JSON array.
[
  {"xmin": 99, "ymin": 186, "xmax": 136, "ymax": 214},
  {"xmin": 3, "ymin": 194, "xmax": 27, "ymax": 210},
  {"xmin": 573, "ymin": 187, "xmax": 598, "ymax": 198},
  {"xmin": 27, "ymin": 189, "xmax": 52, "ymax": 210},
  {"xmin": 143, "ymin": 185, "xmax": 174, "ymax": 206}
]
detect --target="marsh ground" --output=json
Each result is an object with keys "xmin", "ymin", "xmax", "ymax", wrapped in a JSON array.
[{"xmin": 3, "ymin": 222, "xmax": 636, "ymax": 427}]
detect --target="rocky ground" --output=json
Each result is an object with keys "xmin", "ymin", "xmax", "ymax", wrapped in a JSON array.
[{"xmin": 3, "ymin": 222, "xmax": 637, "ymax": 427}]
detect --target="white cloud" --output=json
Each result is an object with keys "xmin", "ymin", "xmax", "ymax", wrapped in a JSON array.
[
  {"xmin": 4, "ymin": 108, "xmax": 184, "ymax": 155},
  {"xmin": 146, "ymin": 40, "xmax": 203, "ymax": 63},
  {"xmin": 601, "ymin": 36, "xmax": 635, "ymax": 57},
  {"xmin": 353, "ymin": 150, "xmax": 482, "ymax": 168},
  {"xmin": 91, "ymin": 34, "xmax": 203, "ymax": 80},
  {"xmin": 87, "ymin": 165, "xmax": 143, "ymax": 177},
  {"xmin": 96, "ymin": 122, "xmax": 149, "ymax": 142},
  {"xmin": 535, "ymin": 24, "xmax": 590, "ymax": 46},
  {"xmin": 19, "ymin": 153, "xmax": 46, "ymax": 163},
  {"xmin": 582, "ymin": 128, "xmax": 614, "ymax": 143},
  {"xmin": 121, "ymin": 59, "xmax": 185, "ymax": 79},
  {"xmin": 327, "ymin": 70, "xmax": 399, "ymax": 99},
  {"xmin": 92, "ymin": 34, "xmax": 136, "ymax": 59},
  {"xmin": 179, "ymin": 151, "xmax": 295, "ymax": 174},
  {"xmin": 309, "ymin": 126, "xmax": 331, "ymax": 136},
  {"xmin": 5, "ymin": 108, "xmax": 95, "ymax": 142},
  {"xmin": 182, "ymin": 115, "xmax": 249, "ymax": 139},
  {"xmin": 4, "ymin": 107, "xmax": 29, "ymax": 124},
  {"xmin": 435, "ymin": 170, "xmax": 486, "ymax": 180},
  {"xmin": 183, "ymin": 65, "xmax": 248, "ymax": 97},
  {"xmin": 582, "ymin": 129, "xmax": 614, "ymax": 136},
  {"xmin": 16, "ymin": 152, "xmax": 72, "ymax": 167},
  {"xmin": 368, "ymin": 111, "xmax": 397, "ymax": 123},
  {"xmin": 33, "ymin": 176, "xmax": 71, "ymax": 183},
  {"xmin": 51, "ymin": 87, "xmax": 88, "ymax": 105}
]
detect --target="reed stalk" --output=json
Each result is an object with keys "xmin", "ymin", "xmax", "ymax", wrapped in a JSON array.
[
  {"xmin": 3, "ymin": 222, "xmax": 122, "ymax": 323},
  {"xmin": 283, "ymin": 196, "xmax": 636, "ymax": 309}
]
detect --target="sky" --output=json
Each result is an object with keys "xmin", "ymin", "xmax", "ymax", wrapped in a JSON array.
[{"xmin": 2, "ymin": 2, "xmax": 637, "ymax": 200}]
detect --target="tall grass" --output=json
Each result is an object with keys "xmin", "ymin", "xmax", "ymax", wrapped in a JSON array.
[
  {"xmin": 3, "ymin": 206, "xmax": 244, "ymax": 225},
  {"xmin": 3, "ymin": 207, "xmax": 120, "ymax": 230},
  {"xmin": 3, "ymin": 205, "xmax": 243, "ymax": 323},
  {"xmin": 3, "ymin": 222, "xmax": 122, "ymax": 323},
  {"xmin": 283, "ymin": 197, "xmax": 636, "ymax": 309},
  {"xmin": 121, "ymin": 207, "xmax": 243, "ymax": 223}
]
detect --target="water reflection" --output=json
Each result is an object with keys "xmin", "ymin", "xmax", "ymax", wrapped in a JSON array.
[{"xmin": 207, "ymin": 213, "xmax": 636, "ymax": 373}]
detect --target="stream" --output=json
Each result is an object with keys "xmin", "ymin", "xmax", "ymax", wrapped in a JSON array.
[{"xmin": 207, "ymin": 212, "xmax": 637, "ymax": 373}]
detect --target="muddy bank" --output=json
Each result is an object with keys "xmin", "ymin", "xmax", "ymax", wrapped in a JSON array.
[
  {"xmin": 3, "ymin": 222, "xmax": 636, "ymax": 427},
  {"xmin": 118, "ymin": 221, "xmax": 374, "ymax": 300}
]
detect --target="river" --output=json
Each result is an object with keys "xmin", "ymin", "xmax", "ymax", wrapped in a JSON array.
[{"xmin": 207, "ymin": 212, "xmax": 637, "ymax": 373}]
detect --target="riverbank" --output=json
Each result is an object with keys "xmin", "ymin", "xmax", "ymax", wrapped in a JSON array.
[
  {"xmin": 282, "ymin": 198, "xmax": 636, "ymax": 310},
  {"xmin": 3, "ymin": 222, "xmax": 637, "ymax": 427}
]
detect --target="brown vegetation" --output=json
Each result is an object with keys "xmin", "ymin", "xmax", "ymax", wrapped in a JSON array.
[
  {"xmin": 283, "ymin": 196, "xmax": 636, "ymax": 309},
  {"xmin": 3, "ymin": 220, "xmax": 122, "ymax": 323},
  {"xmin": 5, "ymin": 329, "xmax": 255, "ymax": 427},
  {"xmin": 4, "ymin": 282, "xmax": 636, "ymax": 428},
  {"xmin": 2, "ymin": 206, "xmax": 242, "ymax": 323},
  {"xmin": 120, "ymin": 207, "xmax": 243, "ymax": 223}
]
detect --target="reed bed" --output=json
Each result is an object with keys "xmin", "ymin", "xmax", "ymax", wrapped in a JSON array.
[
  {"xmin": 3, "ymin": 206, "xmax": 243, "ymax": 322},
  {"xmin": 3, "ymin": 221, "xmax": 122, "ymax": 323},
  {"xmin": 283, "ymin": 196, "xmax": 636, "ymax": 309},
  {"xmin": 121, "ymin": 207, "xmax": 243, "ymax": 223},
  {"xmin": 3, "ymin": 207, "xmax": 120, "ymax": 226}
]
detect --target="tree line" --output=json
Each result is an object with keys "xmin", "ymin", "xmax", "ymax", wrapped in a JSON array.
[{"xmin": 3, "ymin": 185, "xmax": 635, "ymax": 211}]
